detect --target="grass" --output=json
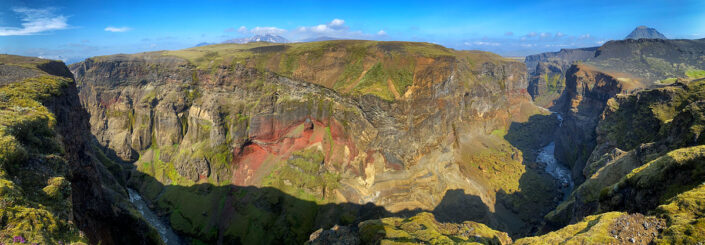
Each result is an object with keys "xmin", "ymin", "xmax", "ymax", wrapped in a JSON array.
[
  {"xmin": 163, "ymin": 40, "xmax": 459, "ymax": 101},
  {"xmin": 601, "ymin": 145, "xmax": 705, "ymax": 211},
  {"xmin": 655, "ymin": 183, "xmax": 705, "ymax": 244},
  {"xmin": 358, "ymin": 212, "xmax": 512, "ymax": 245},
  {"xmin": 685, "ymin": 69, "xmax": 705, "ymax": 79},
  {"xmin": 261, "ymin": 148, "xmax": 340, "ymax": 203},
  {"xmin": 0, "ymin": 65, "xmax": 87, "ymax": 243},
  {"xmin": 515, "ymin": 212, "xmax": 624, "ymax": 244}
]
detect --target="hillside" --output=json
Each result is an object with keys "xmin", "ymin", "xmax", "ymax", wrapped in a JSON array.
[
  {"xmin": 3, "ymin": 37, "xmax": 705, "ymax": 244},
  {"xmin": 70, "ymin": 40, "xmax": 568, "ymax": 243},
  {"xmin": 0, "ymin": 55, "xmax": 161, "ymax": 244}
]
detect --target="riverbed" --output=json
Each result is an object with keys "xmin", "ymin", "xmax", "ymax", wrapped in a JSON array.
[{"xmin": 128, "ymin": 188, "xmax": 182, "ymax": 245}]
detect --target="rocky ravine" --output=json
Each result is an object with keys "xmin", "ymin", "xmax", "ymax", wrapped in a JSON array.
[
  {"xmin": 0, "ymin": 55, "xmax": 161, "ymax": 244},
  {"xmin": 3, "ymin": 38, "xmax": 705, "ymax": 244},
  {"xmin": 70, "ymin": 41, "xmax": 564, "ymax": 243}
]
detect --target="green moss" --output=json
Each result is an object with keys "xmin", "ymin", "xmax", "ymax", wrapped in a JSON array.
[
  {"xmin": 353, "ymin": 62, "xmax": 395, "ymax": 101},
  {"xmin": 655, "ymin": 183, "xmax": 705, "ymax": 244},
  {"xmin": 516, "ymin": 212, "xmax": 625, "ymax": 244},
  {"xmin": 358, "ymin": 212, "xmax": 511, "ymax": 245},
  {"xmin": 261, "ymin": 148, "xmax": 339, "ymax": 203},
  {"xmin": 602, "ymin": 145, "xmax": 705, "ymax": 211},
  {"xmin": 0, "ymin": 72, "xmax": 86, "ymax": 243},
  {"xmin": 685, "ymin": 69, "xmax": 705, "ymax": 79}
]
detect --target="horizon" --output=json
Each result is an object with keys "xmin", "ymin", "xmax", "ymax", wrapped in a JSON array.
[{"xmin": 2, "ymin": 0, "xmax": 704, "ymax": 63}]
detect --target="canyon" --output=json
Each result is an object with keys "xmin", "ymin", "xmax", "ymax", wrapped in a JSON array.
[{"xmin": 1, "ymin": 36, "xmax": 705, "ymax": 244}]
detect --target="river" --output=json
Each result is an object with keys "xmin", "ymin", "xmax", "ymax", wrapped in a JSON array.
[
  {"xmin": 127, "ymin": 188, "xmax": 182, "ymax": 245},
  {"xmin": 535, "ymin": 113, "xmax": 574, "ymax": 199}
]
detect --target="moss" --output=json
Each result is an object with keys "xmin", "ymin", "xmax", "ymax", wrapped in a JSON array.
[
  {"xmin": 358, "ymin": 212, "xmax": 511, "ymax": 245},
  {"xmin": 261, "ymin": 148, "xmax": 339, "ymax": 203},
  {"xmin": 0, "ymin": 72, "xmax": 86, "ymax": 244},
  {"xmin": 655, "ymin": 183, "xmax": 705, "ymax": 244},
  {"xmin": 685, "ymin": 69, "xmax": 705, "ymax": 79},
  {"xmin": 602, "ymin": 145, "xmax": 705, "ymax": 212},
  {"xmin": 516, "ymin": 212, "xmax": 623, "ymax": 244}
]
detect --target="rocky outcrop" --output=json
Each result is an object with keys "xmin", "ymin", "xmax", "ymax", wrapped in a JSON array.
[
  {"xmin": 71, "ymin": 41, "xmax": 558, "ymax": 243},
  {"xmin": 524, "ymin": 47, "xmax": 597, "ymax": 108},
  {"xmin": 0, "ymin": 55, "xmax": 160, "ymax": 244}
]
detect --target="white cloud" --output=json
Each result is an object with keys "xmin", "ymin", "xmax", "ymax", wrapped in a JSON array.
[
  {"xmin": 238, "ymin": 26, "xmax": 247, "ymax": 33},
  {"xmin": 251, "ymin": 26, "xmax": 286, "ymax": 35},
  {"xmin": 0, "ymin": 8, "xmax": 69, "ymax": 36},
  {"xmin": 555, "ymin": 32, "xmax": 565, "ymax": 38},
  {"xmin": 329, "ymin": 19, "xmax": 345, "ymax": 29},
  {"xmin": 526, "ymin": 32, "xmax": 537, "ymax": 37},
  {"xmin": 292, "ymin": 18, "xmax": 368, "ymax": 39},
  {"xmin": 579, "ymin": 34, "xmax": 591, "ymax": 39},
  {"xmin": 464, "ymin": 41, "xmax": 500, "ymax": 47},
  {"xmin": 540, "ymin": 32, "xmax": 551, "ymax": 38},
  {"xmin": 377, "ymin": 30, "xmax": 387, "ymax": 36},
  {"xmin": 104, "ymin": 26, "xmax": 131, "ymax": 32},
  {"xmin": 505, "ymin": 32, "xmax": 514, "ymax": 36},
  {"xmin": 596, "ymin": 40, "xmax": 606, "ymax": 45}
]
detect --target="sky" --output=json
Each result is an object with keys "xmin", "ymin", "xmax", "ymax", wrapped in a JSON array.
[{"xmin": 1, "ymin": 0, "xmax": 704, "ymax": 63}]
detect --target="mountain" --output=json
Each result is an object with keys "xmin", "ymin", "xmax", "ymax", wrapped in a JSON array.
[
  {"xmin": 625, "ymin": 25, "xmax": 667, "ymax": 39},
  {"xmin": 6, "ymin": 38, "xmax": 705, "ymax": 244},
  {"xmin": 222, "ymin": 34, "xmax": 289, "ymax": 44},
  {"xmin": 70, "ymin": 40, "xmax": 564, "ymax": 243}
]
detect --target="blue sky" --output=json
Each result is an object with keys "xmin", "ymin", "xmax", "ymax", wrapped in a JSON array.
[{"xmin": 1, "ymin": 0, "xmax": 704, "ymax": 63}]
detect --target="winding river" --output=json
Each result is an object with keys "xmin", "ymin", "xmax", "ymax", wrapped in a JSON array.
[
  {"xmin": 128, "ymin": 188, "xmax": 182, "ymax": 245},
  {"xmin": 536, "ymin": 113, "xmax": 574, "ymax": 199}
]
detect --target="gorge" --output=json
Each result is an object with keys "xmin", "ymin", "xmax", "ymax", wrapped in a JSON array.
[{"xmin": 1, "ymin": 35, "xmax": 705, "ymax": 244}]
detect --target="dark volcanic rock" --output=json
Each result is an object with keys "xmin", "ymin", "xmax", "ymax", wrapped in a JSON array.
[{"xmin": 625, "ymin": 26, "xmax": 667, "ymax": 40}]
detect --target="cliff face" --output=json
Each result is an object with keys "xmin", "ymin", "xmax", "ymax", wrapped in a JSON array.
[
  {"xmin": 534, "ymin": 38, "xmax": 705, "ymax": 242},
  {"xmin": 0, "ymin": 55, "xmax": 160, "ymax": 244},
  {"xmin": 71, "ymin": 41, "xmax": 559, "ymax": 243},
  {"xmin": 524, "ymin": 47, "xmax": 597, "ymax": 108}
]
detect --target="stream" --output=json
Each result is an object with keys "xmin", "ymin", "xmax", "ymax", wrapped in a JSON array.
[
  {"xmin": 535, "ymin": 113, "xmax": 574, "ymax": 199},
  {"xmin": 128, "ymin": 188, "xmax": 182, "ymax": 245}
]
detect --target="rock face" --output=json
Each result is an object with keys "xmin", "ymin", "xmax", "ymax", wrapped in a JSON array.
[
  {"xmin": 524, "ymin": 47, "xmax": 597, "ymax": 107},
  {"xmin": 552, "ymin": 38, "xmax": 705, "ymax": 185},
  {"xmin": 625, "ymin": 26, "xmax": 667, "ymax": 40},
  {"xmin": 0, "ymin": 55, "xmax": 160, "ymax": 244},
  {"xmin": 533, "ymin": 37, "xmax": 705, "ymax": 243},
  {"xmin": 71, "ymin": 40, "xmax": 560, "ymax": 243}
]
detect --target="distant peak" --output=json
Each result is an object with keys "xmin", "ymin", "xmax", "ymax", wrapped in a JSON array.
[
  {"xmin": 222, "ymin": 34, "xmax": 290, "ymax": 44},
  {"xmin": 625, "ymin": 26, "xmax": 667, "ymax": 40}
]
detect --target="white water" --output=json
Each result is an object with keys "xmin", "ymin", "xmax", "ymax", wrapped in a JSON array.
[
  {"xmin": 536, "ymin": 113, "xmax": 574, "ymax": 199},
  {"xmin": 128, "ymin": 188, "xmax": 182, "ymax": 245}
]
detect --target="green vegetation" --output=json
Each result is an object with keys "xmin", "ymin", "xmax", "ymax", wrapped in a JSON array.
[
  {"xmin": 515, "ymin": 212, "xmax": 624, "ymax": 244},
  {"xmin": 0, "ymin": 72, "xmax": 87, "ymax": 243},
  {"xmin": 685, "ymin": 69, "xmax": 705, "ymax": 79},
  {"xmin": 358, "ymin": 212, "xmax": 511, "ymax": 245},
  {"xmin": 164, "ymin": 40, "xmax": 458, "ymax": 101},
  {"xmin": 655, "ymin": 183, "xmax": 705, "ymax": 244},
  {"xmin": 262, "ymin": 148, "xmax": 340, "ymax": 203}
]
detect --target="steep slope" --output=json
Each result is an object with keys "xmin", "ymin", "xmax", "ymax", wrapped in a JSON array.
[
  {"xmin": 552, "ymin": 38, "xmax": 705, "ymax": 185},
  {"xmin": 71, "ymin": 40, "xmax": 562, "ymax": 243},
  {"xmin": 524, "ymin": 47, "xmax": 598, "ymax": 107},
  {"xmin": 0, "ymin": 55, "xmax": 161, "ymax": 244},
  {"xmin": 625, "ymin": 26, "xmax": 668, "ymax": 40}
]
